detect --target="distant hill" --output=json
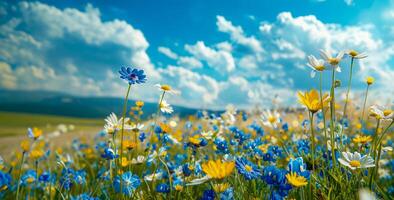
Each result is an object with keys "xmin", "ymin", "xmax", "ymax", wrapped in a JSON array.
[{"xmin": 0, "ymin": 89, "xmax": 200, "ymax": 119}]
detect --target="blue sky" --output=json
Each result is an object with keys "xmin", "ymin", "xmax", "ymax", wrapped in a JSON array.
[{"xmin": 0, "ymin": 0, "xmax": 393, "ymax": 109}]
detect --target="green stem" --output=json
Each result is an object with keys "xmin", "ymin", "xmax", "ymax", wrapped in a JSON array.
[
  {"xmin": 319, "ymin": 72, "xmax": 329, "ymax": 166},
  {"xmin": 309, "ymin": 112, "xmax": 316, "ymax": 171},
  {"xmin": 343, "ymin": 57, "xmax": 354, "ymax": 118},
  {"xmin": 329, "ymin": 68, "xmax": 336, "ymax": 167},
  {"xmin": 361, "ymin": 85, "xmax": 370, "ymax": 122},
  {"xmin": 375, "ymin": 121, "xmax": 394, "ymax": 150},
  {"xmin": 119, "ymin": 84, "xmax": 132, "ymax": 197},
  {"xmin": 15, "ymin": 152, "xmax": 25, "ymax": 200}
]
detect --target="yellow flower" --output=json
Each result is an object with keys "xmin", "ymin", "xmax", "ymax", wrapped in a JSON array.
[
  {"xmin": 123, "ymin": 140, "xmax": 137, "ymax": 150},
  {"xmin": 175, "ymin": 185, "xmax": 183, "ymax": 191},
  {"xmin": 353, "ymin": 135, "xmax": 372, "ymax": 145},
  {"xmin": 30, "ymin": 149, "xmax": 44, "ymax": 160},
  {"xmin": 201, "ymin": 159, "xmax": 235, "ymax": 179},
  {"xmin": 29, "ymin": 127, "xmax": 42, "ymax": 139},
  {"xmin": 120, "ymin": 157, "xmax": 129, "ymax": 167},
  {"xmin": 366, "ymin": 76, "xmax": 374, "ymax": 85},
  {"xmin": 135, "ymin": 101, "xmax": 144, "ymax": 107},
  {"xmin": 160, "ymin": 84, "xmax": 171, "ymax": 91},
  {"xmin": 297, "ymin": 89, "xmax": 331, "ymax": 113},
  {"xmin": 213, "ymin": 183, "xmax": 230, "ymax": 193},
  {"xmin": 286, "ymin": 172, "xmax": 308, "ymax": 187},
  {"xmin": 20, "ymin": 140, "xmax": 30, "ymax": 152},
  {"xmin": 160, "ymin": 123, "xmax": 171, "ymax": 133}
]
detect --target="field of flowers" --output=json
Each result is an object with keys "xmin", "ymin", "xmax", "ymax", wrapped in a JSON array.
[{"xmin": 0, "ymin": 50, "xmax": 393, "ymax": 200}]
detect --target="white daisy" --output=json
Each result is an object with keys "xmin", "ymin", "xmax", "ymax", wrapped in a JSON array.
[
  {"xmin": 130, "ymin": 123, "xmax": 145, "ymax": 132},
  {"xmin": 201, "ymin": 130, "xmax": 214, "ymax": 140},
  {"xmin": 347, "ymin": 50, "xmax": 367, "ymax": 59},
  {"xmin": 320, "ymin": 49, "xmax": 344, "ymax": 72},
  {"xmin": 338, "ymin": 151, "xmax": 374, "ymax": 170},
  {"xmin": 261, "ymin": 109, "xmax": 281, "ymax": 128},
  {"xmin": 307, "ymin": 55, "xmax": 326, "ymax": 78},
  {"xmin": 131, "ymin": 155, "xmax": 146, "ymax": 164},
  {"xmin": 369, "ymin": 105, "xmax": 393, "ymax": 121},
  {"xmin": 104, "ymin": 113, "xmax": 132, "ymax": 134},
  {"xmin": 159, "ymin": 99, "xmax": 174, "ymax": 114},
  {"xmin": 155, "ymin": 84, "xmax": 180, "ymax": 95},
  {"xmin": 186, "ymin": 176, "xmax": 210, "ymax": 186}
]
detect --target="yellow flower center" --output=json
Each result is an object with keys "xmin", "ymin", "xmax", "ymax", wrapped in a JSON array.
[
  {"xmin": 175, "ymin": 185, "xmax": 183, "ymax": 191},
  {"xmin": 328, "ymin": 58, "xmax": 340, "ymax": 65},
  {"xmin": 27, "ymin": 177, "xmax": 35, "ymax": 183},
  {"xmin": 349, "ymin": 160, "xmax": 361, "ymax": 168},
  {"xmin": 268, "ymin": 116, "xmax": 277, "ymax": 123},
  {"xmin": 349, "ymin": 50, "xmax": 358, "ymax": 57},
  {"xmin": 245, "ymin": 165, "xmax": 253, "ymax": 172},
  {"xmin": 161, "ymin": 85, "xmax": 171, "ymax": 91},
  {"xmin": 286, "ymin": 172, "xmax": 308, "ymax": 187},
  {"xmin": 366, "ymin": 77, "xmax": 374, "ymax": 85},
  {"xmin": 314, "ymin": 65, "xmax": 325, "ymax": 71},
  {"xmin": 383, "ymin": 109, "xmax": 392, "ymax": 116}
]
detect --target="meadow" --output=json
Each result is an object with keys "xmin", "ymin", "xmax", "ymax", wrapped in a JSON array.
[{"xmin": 0, "ymin": 50, "xmax": 393, "ymax": 200}]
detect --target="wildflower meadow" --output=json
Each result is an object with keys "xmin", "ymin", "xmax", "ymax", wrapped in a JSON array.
[{"xmin": 0, "ymin": 49, "xmax": 393, "ymax": 200}]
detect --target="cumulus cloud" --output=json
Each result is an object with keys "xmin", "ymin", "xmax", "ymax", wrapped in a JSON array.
[
  {"xmin": 185, "ymin": 41, "xmax": 235, "ymax": 72},
  {"xmin": 0, "ymin": 1, "xmax": 159, "ymax": 98},
  {"xmin": 158, "ymin": 46, "xmax": 178, "ymax": 59}
]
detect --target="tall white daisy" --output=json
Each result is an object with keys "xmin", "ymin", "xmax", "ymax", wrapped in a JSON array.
[{"xmin": 338, "ymin": 151, "xmax": 374, "ymax": 170}]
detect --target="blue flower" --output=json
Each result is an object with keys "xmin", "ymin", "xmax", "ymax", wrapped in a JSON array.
[
  {"xmin": 73, "ymin": 170, "xmax": 87, "ymax": 185},
  {"xmin": 113, "ymin": 172, "xmax": 141, "ymax": 197},
  {"xmin": 101, "ymin": 147, "xmax": 118, "ymax": 160},
  {"xmin": 21, "ymin": 170, "xmax": 37, "ymax": 186},
  {"xmin": 220, "ymin": 187, "xmax": 234, "ymax": 200},
  {"xmin": 156, "ymin": 183, "xmax": 170, "ymax": 193},
  {"xmin": 0, "ymin": 171, "xmax": 11, "ymax": 192},
  {"xmin": 288, "ymin": 157, "xmax": 310, "ymax": 179},
  {"xmin": 201, "ymin": 189, "xmax": 215, "ymax": 200},
  {"xmin": 71, "ymin": 193, "xmax": 99, "ymax": 200},
  {"xmin": 235, "ymin": 157, "xmax": 261, "ymax": 180},
  {"xmin": 119, "ymin": 67, "xmax": 147, "ymax": 85},
  {"xmin": 39, "ymin": 171, "xmax": 52, "ymax": 183}
]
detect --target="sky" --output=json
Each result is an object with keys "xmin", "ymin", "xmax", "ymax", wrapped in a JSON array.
[{"xmin": 0, "ymin": 0, "xmax": 393, "ymax": 109}]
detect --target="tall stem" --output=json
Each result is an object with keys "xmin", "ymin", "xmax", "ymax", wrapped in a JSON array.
[
  {"xmin": 329, "ymin": 68, "xmax": 336, "ymax": 167},
  {"xmin": 361, "ymin": 85, "xmax": 370, "ymax": 122},
  {"xmin": 119, "ymin": 84, "xmax": 132, "ymax": 196},
  {"xmin": 319, "ymin": 72, "xmax": 329, "ymax": 166},
  {"xmin": 15, "ymin": 152, "xmax": 25, "ymax": 200},
  {"xmin": 309, "ymin": 112, "xmax": 316, "ymax": 171},
  {"xmin": 343, "ymin": 58, "xmax": 354, "ymax": 118}
]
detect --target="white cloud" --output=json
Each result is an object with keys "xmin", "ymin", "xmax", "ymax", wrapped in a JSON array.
[
  {"xmin": 0, "ymin": 62, "xmax": 17, "ymax": 89},
  {"xmin": 185, "ymin": 41, "xmax": 235, "ymax": 72},
  {"xmin": 177, "ymin": 56, "xmax": 203, "ymax": 69},
  {"xmin": 158, "ymin": 66, "xmax": 220, "ymax": 106},
  {"xmin": 0, "ymin": 1, "xmax": 159, "ymax": 98},
  {"xmin": 216, "ymin": 15, "xmax": 263, "ymax": 53},
  {"xmin": 158, "ymin": 46, "xmax": 178, "ymax": 59}
]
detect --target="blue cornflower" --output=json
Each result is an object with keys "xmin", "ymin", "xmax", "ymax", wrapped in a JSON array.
[
  {"xmin": 139, "ymin": 132, "xmax": 146, "ymax": 142},
  {"xmin": 201, "ymin": 189, "xmax": 215, "ymax": 200},
  {"xmin": 287, "ymin": 157, "xmax": 310, "ymax": 179},
  {"xmin": 119, "ymin": 67, "xmax": 147, "ymax": 85},
  {"xmin": 156, "ymin": 183, "xmax": 170, "ymax": 193},
  {"xmin": 21, "ymin": 170, "xmax": 37, "ymax": 186},
  {"xmin": 39, "ymin": 171, "xmax": 52, "ymax": 183},
  {"xmin": 71, "ymin": 193, "xmax": 99, "ymax": 200},
  {"xmin": 0, "ymin": 171, "xmax": 11, "ymax": 192},
  {"xmin": 113, "ymin": 172, "xmax": 141, "ymax": 197},
  {"xmin": 220, "ymin": 187, "xmax": 234, "ymax": 200},
  {"xmin": 73, "ymin": 170, "xmax": 87, "ymax": 185},
  {"xmin": 101, "ymin": 147, "xmax": 118, "ymax": 160},
  {"xmin": 235, "ymin": 157, "xmax": 261, "ymax": 180}
]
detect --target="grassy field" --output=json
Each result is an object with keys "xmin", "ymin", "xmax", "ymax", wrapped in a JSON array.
[{"xmin": 0, "ymin": 111, "xmax": 103, "ymax": 137}]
